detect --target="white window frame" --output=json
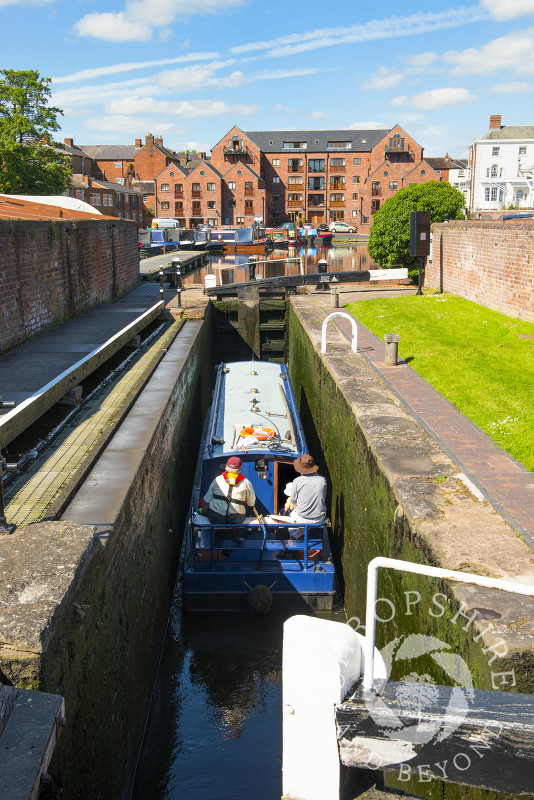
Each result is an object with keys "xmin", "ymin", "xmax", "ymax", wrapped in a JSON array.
[{"xmin": 228, "ymin": 181, "xmax": 236, "ymax": 189}]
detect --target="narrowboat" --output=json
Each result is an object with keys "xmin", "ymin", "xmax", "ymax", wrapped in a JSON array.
[
  {"xmin": 183, "ymin": 361, "xmax": 336, "ymax": 612},
  {"xmin": 210, "ymin": 227, "xmax": 268, "ymax": 253}
]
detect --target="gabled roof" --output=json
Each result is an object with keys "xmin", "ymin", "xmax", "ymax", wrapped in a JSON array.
[
  {"xmin": 483, "ymin": 126, "xmax": 534, "ymax": 141},
  {"xmin": 404, "ymin": 161, "xmax": 440, "ymax": 179},
  {"xmin": 132, "ymin": 180, "xmax": 155, "ymax": 193},
  {"xmin": 184, "ymin": 161, "xmax": 223, "ymax": 180},
  {"xmin": 90, "ymin": 179, "xmax": 143, "ymax": 195},
  {"xmin": 367, "ymin": 161, "xmax": 403, "ymax": 180},
  {"xmin": 244, "ymin": 129, "xmax": 391, "ymax": 153},
  {"xmin": 78, "ymin": 145, "xmax": 139, "ymax": 160},
  {"xmin": 426, "ymin": 157, "xmax": 468, "ymax": 170},
  {"xmin": 154, "ymin": 162, "xmax": 188, "ymax": 180},
  {"xmin": 223, "ymin": 162, "xmax": 262, "ymax": 181}
]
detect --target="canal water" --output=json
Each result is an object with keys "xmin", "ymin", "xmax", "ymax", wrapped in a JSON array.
[
  {"xmin": 186, "ymin": 242, "xmax": 378, "ymax": 285},
  {"xmin": 132, "ymin": 590, "xmax": 344, "ymax": 799}
]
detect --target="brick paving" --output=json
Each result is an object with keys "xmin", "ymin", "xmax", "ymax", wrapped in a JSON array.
[{"xmin": 322, "ymin": 299, "xmax": 534, "ymax": 550}]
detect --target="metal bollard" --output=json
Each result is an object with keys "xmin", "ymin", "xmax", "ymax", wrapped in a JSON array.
[
  {"xmin": 330, "ymin": 287, "xmax": 339, "ymax": 308},
  {"xmin": 0, "ymin": 397, "xmax": 16, "ymax": 410},
  {"xmin": 316, "ymin": 258, "xmax": 329, "ymax": 291},
  {"xmin": 384, "ymin": 333, "xmax": 400, "ymax": 366},
  {"xmin": 0, "ymin": 457, "xmax": 18, "ymax": 534},
  {"xmin": 248, "ymin": 255, "xmax": 257, "ymax": 281},
  {"xmin": 173, "ymin": 258, "xmax": 183, "ymax": 308},
  {"xmin": 159, "ymin": 269, "xmax": 165, "ymax": 303}
]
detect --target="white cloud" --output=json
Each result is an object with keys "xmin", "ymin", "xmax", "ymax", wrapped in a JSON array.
[
  {"xmin": 480, "ymin": 0, "xmax": 534, "ymax": 21},
  {"xmin": 104, "ymin": 96, "xmax": 259, "ymax": 119},
  {"xmin": 52, "ymin": 53, "xmax": 220, "ymax": 84},
  {"xmin": 0, "ymin": 0, "xmax": 50, "ymax": 6},
  {"xmin": 403, "ymin": 51, "xmax": 438, "ymax": 69},
  {"xmin": 491, "ymin": 81, "xmax": 532, "ymax": 92},
  {"xmin": 74, "ymin": 0, "xmax": 247, "ymax": 43},
  {"xmin": 157, "ymin": 65, "xmax": 219, "ymax": 91},
  {"xmin": 310, "ymin": 111, "xmax": 327, "ymax": 119},
  {"xmin": 84, "ymin": 115, "xmax": 183, "ymax": 135},
  {"xmin": 349, "ymin": 121, "xmax": 389, "ymax": 130},
  {"xmin": 444, "ymin": 28, "xmax": 534, "ymax": 75},
  {"xmin": 274, "ymin": 104, "xmax": 298, "ymax": 113},
  {"xmin": 255, "ymin": 67, "xmax": 323, "ymax": 80},
  {"xmin": 362, "ymin": 66, "xmax": 403, "ymax": 90},
  {"xmin": 392, "ymin": 87, "xmax": 477, "ymax": 109},
  {"xmin": 230, "ymin": 7, "xmax": 488, "ymax": 58}
]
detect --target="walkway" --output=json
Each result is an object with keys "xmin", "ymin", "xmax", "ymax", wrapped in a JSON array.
[{"xmin": 312, "ymin": 290, "xmax": 534, "ymax": 551}]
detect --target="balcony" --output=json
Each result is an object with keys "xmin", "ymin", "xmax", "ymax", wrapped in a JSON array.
[
  {"xmin": 192, "ymin": 205, "xmax": 202, "ymax": 215},
  {"xmin": 192, "ymin": 190, "xmax": 201, "ymax": 198},
  {"xmin": 385, "ymin": 142, "xmax": 414, "ymax": 161},
  {"xmin": 224, "ymin": 145, "xmax": 247, "ymax": 155},
  {"xmin": 330, "ymin": 201, "xmax": 345, "ymax": 208},
  {"xmin": 330, "ymin": 165, "xmax": 346, "ymax": 173},
  {"xmin": 288, "ymin": 201, "xmax": 302, "ymax": 208},
  {"xmin": 371, "ymin": 188, "xmax": 382, "ymax": 196},
  {"xmin": 174, "ymin": 190, "xmax": 183, "ymax": 199},
  {"xmin": 245, "ymin": 188, "xmax": 254, "ymax": 196},
  {"xmin": 245, "ymin": 206, "xmax": 254, "ymax": 214},
  {"xmin": 288, "ymin": 165, "xmax": 303, "ymax": 173}
]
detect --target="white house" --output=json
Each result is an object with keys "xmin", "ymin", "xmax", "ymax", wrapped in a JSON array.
[{"xmin": 469, "ymin": 115, "xmax": 534, "ymax": 212}]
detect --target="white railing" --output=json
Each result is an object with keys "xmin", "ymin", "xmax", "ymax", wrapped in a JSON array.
[{"xmin": 321, "ymin": 312, "xmax": 357, "ymax": 354}]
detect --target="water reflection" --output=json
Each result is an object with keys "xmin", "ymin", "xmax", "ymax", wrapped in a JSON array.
[{"xmin": 188, "ymin": 243, "xmax": 378, "ymax": 285}]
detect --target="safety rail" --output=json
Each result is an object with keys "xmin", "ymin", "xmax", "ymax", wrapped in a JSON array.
[
  {"xmin": 321, "ymin": 312, "xmax": 358, "ymax": 354},
  {"xmin": 189, "ymin": 518, "xmax": 327, "ymax": 570}
]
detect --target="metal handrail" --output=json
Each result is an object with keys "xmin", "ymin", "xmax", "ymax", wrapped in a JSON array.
[
  {"xmin": 363, "ymin": 556, "xmax": 534, "ymax": 691},
  {"xmin": 321, "ymin": 312, "xmax": 358, "ymax": 354}
]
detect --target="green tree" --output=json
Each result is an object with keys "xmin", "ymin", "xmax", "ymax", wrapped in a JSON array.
[
  {"xmin": 368, "ymin": 181, "xmax": 465, "ymax": 269},
  {"xmin": 0, "ymin": 69, "xmax": 71, "ymax": 195}
]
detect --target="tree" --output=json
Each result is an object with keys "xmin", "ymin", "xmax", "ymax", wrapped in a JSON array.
[
  {"xmin": 368, "ymin": 181, "xmax": 465, "ymax": 269},
  {"xmin": 0, "ymin": 69, "xmax": 71, "ymax": 195}
]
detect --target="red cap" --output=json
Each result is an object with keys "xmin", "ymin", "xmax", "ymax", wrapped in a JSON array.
[{"xmin": 226, "ymin": 456, "xmax": 243, "ymax": 471}]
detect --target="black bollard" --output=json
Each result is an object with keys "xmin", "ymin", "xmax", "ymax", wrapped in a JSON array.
[
  {"xmin": 159, "ymin": 269, "xmax": 165, "ymax": 303},
  {"xmin": 172, "ymin": 258, "xmax": 183, "ymax": 308},
  {"xmin": 316, "ymin": 258, "xmax": 329, "ymax": 291},
  {"xmin": 248, "ymin": 255, "xmax": 257, "ymax": 281},
  {"xmin": 0, "ymin": 397, "xmax": 16, "ymax": 410},
  {"xmin": 0, "ymin": 458, "xmax": 18, "ymax": 534}
]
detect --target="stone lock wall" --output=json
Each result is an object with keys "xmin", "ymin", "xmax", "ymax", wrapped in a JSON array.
[
  {"xmin": 288, "ymin": 299, "xmax": 534, "ymax": 799},
  {"xmin": 0, "ymin": 218, "xmax": 140, "ymax": 354},
  {"xmin": 0, "ymin": 318, "xmax": 212, "ymax": 800},
  {"xmin": 426, "ymin": 221, "xmax": 534, "ymax": 322}
]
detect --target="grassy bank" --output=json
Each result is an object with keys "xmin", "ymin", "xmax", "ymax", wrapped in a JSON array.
[{"xmin": 345, "ymin": 293, "xmax": 534, "ymax": 472}]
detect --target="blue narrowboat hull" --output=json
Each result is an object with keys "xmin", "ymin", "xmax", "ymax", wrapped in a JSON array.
[{"xmin": 183, "ymin": 361, "xmax": 336, "ymax": 612}]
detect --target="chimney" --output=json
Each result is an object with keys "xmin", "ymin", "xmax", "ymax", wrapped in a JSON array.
[
  {"xmin": 199, "ymin": 152, "xmax": 206, "ymax": 160},
  {"xmin": 155, "ymin": 136, "xmax": 163, "ymax": 147},
  {"xmin": 489, "ymin": 115, "xmax": 502, "ymax": 130},
  {"xmin": 445, "ymin": 153, "xmax": 451, "ymax": 163},
  {"xmin": 64, "ymin": 137, "xmax": 74, "ymax": 147},
  {"xmin": 135, "ymin": 138, "xmax": 142, "ymax": 148},
  {"xmin": 145, "ymin": 133, "xmax": 155, "ymax": 146}
]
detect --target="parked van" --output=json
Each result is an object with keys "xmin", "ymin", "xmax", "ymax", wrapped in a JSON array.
[{"xmin": 152, "ymin": 218, "xmax": 181, "ymax": 229}]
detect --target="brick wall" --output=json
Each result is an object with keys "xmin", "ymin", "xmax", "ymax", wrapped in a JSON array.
[
  {"xmin": 0, "ymin": 218, "xmax": 139, "ymax": 354},
  {"xmin": 426, "ymin": 221, "xmax": 534, "ymax": 322}
]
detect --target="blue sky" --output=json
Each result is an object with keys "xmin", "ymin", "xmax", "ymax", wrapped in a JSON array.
[{"xmin": 2, "ymin": 0, "xmax": 534, "ymax": 157}]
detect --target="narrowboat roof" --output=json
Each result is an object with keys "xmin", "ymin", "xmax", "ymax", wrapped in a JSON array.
[{"xmin": 204, "ymin": 362, "xmax": 304, "ymax": 460}]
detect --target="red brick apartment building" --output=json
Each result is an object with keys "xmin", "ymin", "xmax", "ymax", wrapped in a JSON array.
[{"xmin": 148, "ymin": 125, "xmax": 440, "ymax": 231}]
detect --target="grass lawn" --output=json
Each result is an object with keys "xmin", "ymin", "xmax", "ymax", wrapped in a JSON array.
[{"xmin": 345, "ymin": 293, "xmax": 534, "ymax": 472}]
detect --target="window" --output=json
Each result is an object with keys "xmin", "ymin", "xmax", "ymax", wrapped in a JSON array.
[
  {"xmin": 175, "ymin": 201, "xmax": 183, "ymax": 211},
  {"xmin": 330, "ymin": 176, "xmax": 345, "ymax": 187},
  {"xmin": 519, "ymin": 146, "xmax": 527, "ymax": 155},
  {"xmin": 143, "ymin": 195, "xmax": 149, "ymax": 202},
  {"xmin": 207, "ymin": 201, "xmax": 216, "ymax": 209},
  {"xmin": 192, "ymin": 183, "xmax": 200, "ymax": 192},
  {"xmin": 500, "ymin": 168, "xmax": 503, "ymax": 177},
  {"xmin": 245, "ymin": 200, "xmax": 253, "ymax": 211},
  {"xmin": 383, "ymin": 171, "xmax": 389, "ymax": 176},
  {"xmin": 116, "ymin": 194, "xmax": 122, "ymax": 208},
  {"xmin": 420, "ymin": 169, "xmax": 426, "ymax": 175},
  {"xmin": 161, "ymin": 184, "xmax": 169, "ymax": 191},
  {"xmin": 288, "ymin": 193, "xmax": 302, "ymax": 202},
  {"xmin": 327, "ymin": 141, "xmax": 352, "ymax": 149},
  {"xmin": 237, "ymin": 170, "xmax": 242, "ymax": 175},
  {"xmin": 76, "ymin": 190, "xmax": 85, "ymax": 200},
  {"xmin": 330, "ymin": 193, "xmax": 344, "ymax": 202},
  {"xmin": 273, "ymin": 177, "xmax": 280, "ymax": 183},
  {"xmin": 273, "ymin": 193, "xmax": 280, "ymax": 201},
  {"xmin": 492, "ymin": 147, "xmax": 500, "ymax": 156},
  {"xmin": 362, "ymin": 216, "xmax": 369, "ymax": 224},
  {"xmin": 331, "ymin": 158, "xmax": 345, "ymax": 166},
  {"xmin": 352, "ymin": 210, "xmax": 358, "ymax": 217},
  {"xmin": 90, "ymin": 193, "xmax": 101, "ymax": 205},
  {"xmin": 389, "ymin": 134, "xmax": 405, "ymax": 152},
  {"xmin": 228, "ymin": 181, "xmax": 236, "ymax": 189},
  {"xmin": 207, "ymin": 183, "xmax": 215, "ymax": 191},
  {"xmin": 353, "ymin": 158, "xmax": 361, "ymax": 165},
  {"xmin": 200, "ymin": 170, "xmax": 205, "ymax": 175},
  {"xmin": 237, "ymin": 217, "xmax": 245, "ymax": 224},
  {"xmin": 228, "ymin": 200, "xmax": 236, "ymax": 207},
  {"xmin": 389, "ymin": 181, "xmax": 397, "ymax": 190},
  {"xmin": 308, "ymin": 177, "xmax": 324, "ymax": 190},
  {"xmin": 491, "ymin": 187, "xmax": 499, "ymax": 201},
  {"xmin": 309, "ymin": 159, "xmax": 325, "ymax": 172},
  {"xmin": 353, "ymin": 176, "xmax": 360, "ymax": 183},
  {"xmin": 169, "ymin": 171, "xmax": 174, "ymax": 177},
  {"xmin": 491, "ymin": 164, "xmax": 498, "ymax": 178},
  {"xmin": 272, "ymin": 158, "xmax": 280, "ymax": 165},
  {"xmin": 103, "ymin": 194, "xmax": 113, "ymax": 206},
  {"xmin": 308, "ymin": 194, "xmax": 324, "ymax": 207},
  {"xmin": 131, "ymin": 195, "xmax": 136, "ymax": 209},
  {"xmin": 114, "ymin": 161, "xmax": 121, "ymax": 168},
  {"xmin": 352, "ymin": 193, "xmax": 358, "ymax": 200},
  {"xmin": 458, "ymin": 171, "xmax": 465, "ymax": 177},
  {"xmin": 282, "ymin": 141, "xmax": 307, "ymax": 149},
  {"xmin": 289, "ymin": 176, "xmax": 303, "ymax": 185},
  {"xmin": 161, "ymin": 201, "xmax": 170, "ymax": 210}
]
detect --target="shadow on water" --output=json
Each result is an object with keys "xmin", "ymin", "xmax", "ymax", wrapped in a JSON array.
[{"xmin": 132, "ymin": 593, "xmax": 344, "ymax": 799}]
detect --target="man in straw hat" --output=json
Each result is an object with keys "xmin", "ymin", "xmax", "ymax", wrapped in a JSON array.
[
  {"xmin": 203, "ymin": 456, "xmax": 256, "ymax": 525},
  {"xmin": 287, "ymin": 454, "xmax": 326, "ymax": 536}
]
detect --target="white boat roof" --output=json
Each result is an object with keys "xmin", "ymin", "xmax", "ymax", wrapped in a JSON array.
[{"xmin": 211, "ymin": 361, "xmax": 300, "ymax": 455}]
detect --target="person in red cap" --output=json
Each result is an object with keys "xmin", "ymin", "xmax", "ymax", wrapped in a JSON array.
[
  {"xmin": 287, "ymin": 454, "xmax": 326, "ymax": 535},
  {"xmin": 203, "ymin": 456, "xmax": 256, "ymax": 525}
]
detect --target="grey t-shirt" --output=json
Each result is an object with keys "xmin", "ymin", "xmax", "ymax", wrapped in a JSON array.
[{"xmin": 290, "ymin": 474, "xmax": 327, "ymax": 523}]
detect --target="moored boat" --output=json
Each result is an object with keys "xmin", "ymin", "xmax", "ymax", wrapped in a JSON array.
[
  {"xmin": 183, "ymin": 361, "xmax": 336, "ymax": 612},
  {"xmin": 210, "ymin": 227, "xmax": 268, "ymax": 253}
]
